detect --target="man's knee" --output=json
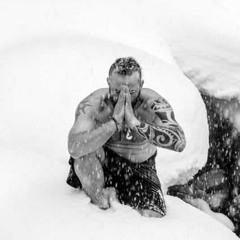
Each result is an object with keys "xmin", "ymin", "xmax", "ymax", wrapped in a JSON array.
[
  {"xmin": 74, "ymin": 147, "xmax": 105, "ymax": 169},
  {"xmin": 73, "ymin": 147, "xmax": 106, "ymax": 184}
]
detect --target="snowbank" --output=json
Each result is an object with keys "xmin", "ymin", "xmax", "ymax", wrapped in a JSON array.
[
  {"xmin": 1, "ymin": 144, "xmax": 237, "ymax": 240},
  {"xmin": 0, "ymin": 0, "xmax": 209, "ymax": 187},
  {"xmin": 0, "ymin": 34, "xmax": 208, "ymax": 188}
]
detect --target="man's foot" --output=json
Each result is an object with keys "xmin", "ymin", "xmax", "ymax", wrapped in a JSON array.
[
  {"xmin": 103, "ymin": 187, "xmax": 119, "ymax": 203},
  {"xmin": 90, "ymin": 191, "xmax": 110, "ymax": 210},
  {"xmin": 167, "ymin": 183, "xmax": 194, "ymax": 202},
  {"xmin": 138, "ymin": 209, "xmax": 164, "ymax": 218},
  {"xmin": 91, "ymin": 187, "xmax": 118, "ymax": 210}
]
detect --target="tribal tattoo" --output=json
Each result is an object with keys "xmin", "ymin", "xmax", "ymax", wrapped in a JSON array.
[
  {"xmin": 135, "ymin": 96, "xmax": 186, "ymax": 152},
  {"xmin": 75, "ymin": 99, "xmax": 92, "ymax": 117},
  {"xmin": 150, "ymin": 97, "xmax": 171, "ymax": 112},
  {"xmin": 136, "ymin": 122, "xmax": 186, "ymax": 152}
]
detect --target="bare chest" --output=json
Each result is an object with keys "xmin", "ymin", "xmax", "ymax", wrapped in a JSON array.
[
  {"xmin": 102, "ymin": 107, "xmax": 155, "ymax": 143},
  {"xmin": 95, "ymin": 98, "xmax": 155, "ymax": 140},
  {"xmin": 108, "ymin": 126, "xmax": 143, "ymax": 144},
  {"xmin": 95, "ymin": 102, "xmax": 156, "ymax": 162}
]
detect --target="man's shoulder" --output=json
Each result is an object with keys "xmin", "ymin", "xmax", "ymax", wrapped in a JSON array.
[
  {"xmin": 83, "ymin": 88, "xmax": 108, "ymax": 102},
  {"xmin": 89, "ymin": 88, "xmax": 109, "ymax": 97},
  {"xmin": 75, "ymin": 88, "xmax": 108, "ymax": 116},
  {"xmin": 141, "ymin": 88, "xmax": 172, "ymax": 110},
  {"xmin": 141, "ymin": 88, "xmax": 162, "ymax": 101}
]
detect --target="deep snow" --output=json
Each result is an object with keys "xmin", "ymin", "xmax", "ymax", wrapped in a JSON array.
[{"xmin": 0, "ymin": 0, "xmax": 239, "ymax": 239}]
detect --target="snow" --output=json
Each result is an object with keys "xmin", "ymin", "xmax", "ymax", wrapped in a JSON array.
[
  {"xmin": 0, "ymin": 0, "xmax": 239, "ymax": 239},
  {"xmin": 157, "ymin": 0, "xmax": 240, "ymax": 99}
]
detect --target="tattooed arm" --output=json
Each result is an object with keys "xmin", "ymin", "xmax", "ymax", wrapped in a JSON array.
[
  {"xmin": 137, "ymin": 96, "xmax": 186, "ymax": 152},
  {"xmin": 125, "ymin": 89, "xmax": 186, "ymax": 152},
  {"xmin": 68, "ymin": 87, "xmax": 126, "ymax": 159},
  {"xmin": 68, "ymin": 91, "xmax": 117, "ymax": 159}
]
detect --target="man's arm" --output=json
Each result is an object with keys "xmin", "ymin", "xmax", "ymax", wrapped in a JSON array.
[
  {"xmin": 68, "ymin": 121, "xmax": 117, "ymax": 159},
  {"xmin": 125, "ymin": 90, "xmax": 186, "ymax": 152},
  {"xmin": 68, "ymin": 94, "xmax": 116, "ymax": 159},
  {"xmin": 68, "ymin": 88, "xmax": 125, "ymax": 159}
]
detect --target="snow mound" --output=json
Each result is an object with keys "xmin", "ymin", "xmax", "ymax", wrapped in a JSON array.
[
  {"xmin": 0, "ymin": 26, "xmax": 212, "ymax": 240},
  {"xmin": 1, "ymin": 145, "xmax": 237, "ymax": 240},
  {"xmin": 0, "ymin": 34, "xmax": 208, "ymax": 188}
]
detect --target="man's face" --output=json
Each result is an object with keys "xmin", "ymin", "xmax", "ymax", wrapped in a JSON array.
[{"xmin": 107, "ymin": 71, "xmax": 143, "ymax": 105}]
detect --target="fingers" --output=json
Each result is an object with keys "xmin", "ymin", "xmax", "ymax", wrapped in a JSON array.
[
  {"xmin": 119, "ymin": 85, "xmax": 130, "ymax": 94},
  {"xmin": 119, "ymin": 85, "xmax": 130, "ymax": 105},
  {"xmin": 125, "ymin": 90, "xmax": 132, "ymax": 108},
  {"xmin": 118, "ymin": 85, "xmax": 131, "ymax": 105},
  {"xmin": 115, "ymin": 85, "xmax": 132, "ymax": 112},
  {"xmin": 118, "ymin": 85, "xmax": 127, "ymax": 103},
  {"xmin": 112, "ymin": 86, "xmax": 127, "ymax": 126}
]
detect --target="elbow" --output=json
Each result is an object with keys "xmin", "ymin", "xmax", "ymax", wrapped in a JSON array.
[
  {"xmin": 175, "ymin": 138, "xmax": 186, "ymax": 152},
  {"xmin": 68, "ymin": 147, "xmax": 78, "ymax": 159},
  {"xmin": 68, "ymin": 135, "xmax": 83, "ymax": 159},
  {"xmin": 68, "ymin": 142, "xmax": 79, "ymax": 159}
]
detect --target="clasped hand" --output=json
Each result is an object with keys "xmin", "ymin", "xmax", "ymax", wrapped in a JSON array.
[{"xmin": 112, "ymin": 85, "xmax": 140, "ymax": 131}]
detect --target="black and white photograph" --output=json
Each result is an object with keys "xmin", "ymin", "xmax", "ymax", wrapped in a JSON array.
[{"xmin": 1, "ymin": 0, "xmax": 240, "ymax": 239}]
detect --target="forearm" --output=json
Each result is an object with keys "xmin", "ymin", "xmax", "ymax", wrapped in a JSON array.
[
  {"xmin": 68, "ymin": 119, "xmax": 117, "ymax": 159},
  {"xmin": 135, "ymin": 122, "xmax": 186, "ymax": 152}
]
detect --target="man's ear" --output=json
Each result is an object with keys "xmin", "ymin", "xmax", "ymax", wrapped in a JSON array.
[{"xmin": 140, "ymin": 79, "xmax": 144, "ymax": 87}]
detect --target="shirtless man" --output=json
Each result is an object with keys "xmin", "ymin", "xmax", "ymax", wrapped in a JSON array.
[{"xmin": 67, "ymin": 57, "xmax": 186, "ymax": 218}]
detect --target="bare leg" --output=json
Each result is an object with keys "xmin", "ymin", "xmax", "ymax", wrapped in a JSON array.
[{"xmin": 73, "ymin": 148, "xmax": 110, "ymax": 209}]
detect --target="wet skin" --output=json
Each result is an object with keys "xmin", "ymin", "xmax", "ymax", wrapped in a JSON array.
[
  {"xmin": 69, "ymin": 71, "xmax": 185, "ymax": 162},
  {"xmin": 68, "ymin": 70, "xmax": 186, "ymax": 212}
]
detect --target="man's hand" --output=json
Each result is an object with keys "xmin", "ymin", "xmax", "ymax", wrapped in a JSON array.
[
  {"xmin": 125, "ymin": 86, "xmax": 140, "ymax": 129},
  {"xmin": 112, "ymin": 85, "xmax": 126, "ymax": 130}
]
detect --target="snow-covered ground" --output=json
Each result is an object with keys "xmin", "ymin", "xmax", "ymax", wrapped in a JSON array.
[{"xmin": 0, "ymin": 0, "xmax": 239, "ymax": 239}]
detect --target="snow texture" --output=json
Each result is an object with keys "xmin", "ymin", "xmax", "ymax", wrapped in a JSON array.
[{"xmin": 0, "ymin": 0, "xmax": 239, "ymax": 239}]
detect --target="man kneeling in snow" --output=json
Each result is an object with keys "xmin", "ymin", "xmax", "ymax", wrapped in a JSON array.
[{"xmin": 66, "ymin": 57, "xmax": 186, "ymax": 217}]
